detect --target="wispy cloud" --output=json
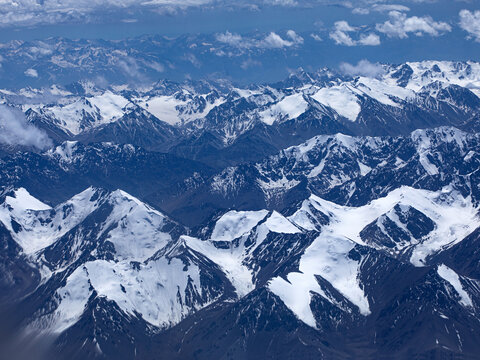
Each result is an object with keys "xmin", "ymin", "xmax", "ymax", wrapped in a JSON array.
[
  {"xmin": 0, "ymin": 105, "xmax": 52, "ymax": 150},
  {"xmin": 184, "ymin": 53, "xmax": 202, "ymax": 68},
  {"xmin": 215, "ymin": 30, "xmax": 304, "ymax": 50},
  {"xmin": 263, "ymin": 30, "xmax": 304, "ymax": 48},
  {"xmin": 353, "ymin": 4, "xmax": 410, "ymax": 15},
  {"xmin": 264, "ymin": 0, "xmax": 298, "ymax": 6},
  {"xmin": 240, "ymin": 58, "xmax": 262, "ymax": 69}
]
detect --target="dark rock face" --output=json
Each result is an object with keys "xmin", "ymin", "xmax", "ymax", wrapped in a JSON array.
[{"xmin": 0, "ymin": 223, "xmax": 40, "ymax": 306}]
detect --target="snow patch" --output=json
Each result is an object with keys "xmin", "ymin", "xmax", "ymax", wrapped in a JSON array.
[
  {"xmin": 85, "ymin": 258, "xmax": 203, "ymax": 327},
  {"xmin": 5, "ymin": 188, "xmax": 51, "ymax": 212},
  {"xmin": 259, "ymin": 93, "xmax": 309, "ymax": 125},
  {"xmin": 211, "ymin": 210, "xmax": 269, "ymax": 241},
  {"xmin": 357, "ymin": 161, "xmax": 372, "ymax": 176},
  {"xmin": 137, "ymin": 94, "xmax": 224, "ymax": 125},
  {"xmin": 184, "ymin": 235, "xmax": 254, "ymax": 297},
  {"xmin": 41, "ymin": 91, "xmax": 130, "ymax": 135},
  {"xmin": 265, "ymin": 211, "xmax": 301, "ymax": 234},
  {"xmin": 437, "ymin": 264, "xmax": 473, "ymax": 308},
  {"xmin": 269, "ymin": 230, "xmax": 370, "ymax": 328},
  {"xmin": 275, "ymin": 186, "xmax": 479, "ymax": 327},
  {"xmin": 41, "ymin": 255, "xmax": 206, "ymax": 332},
  {"xmin": 311, "ymin": 85, "xmax": 361, "ymax": 121},
  {"xmin": 51, "ymin": 141, "xmax": 79, "ymax": 162},
  {"xmin": 29, "ymin": 265, "xmax": 91, "ymax": 334},
  {"xmin": 0, "ymin": 187, "xmax": 103, "ymax": 255},
  {"xmin": 100, "ymin": 191, "xmax": 174, "ymax": 261}
]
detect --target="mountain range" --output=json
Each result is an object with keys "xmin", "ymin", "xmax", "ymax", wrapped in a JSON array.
[{"xmin": 1, "ymin": 60, "xmax": 480, "ymax": 359}]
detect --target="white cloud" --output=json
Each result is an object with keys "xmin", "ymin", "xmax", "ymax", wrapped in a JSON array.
[
  {"xmin": 216, "ymin": 31, "xmax": 248, "ymax": 47},
  {"xmin": 334, "ymin": 20, "xmax": 356, "ymax": 33},
  {"xmin": 0, "ymin": 105, "xmax": 52, "ymax": 150},
  {"xmin": 262, "ymin": 32, "xmax": 293, "ymax": 48},
  {"xmin": 352, "ymin": 8, "xmax": 370, "ymax": 15},
  {"xmin": 121, "ymin": 18, "xmax": 138, "ymax": 23},
  {"xmin": 310, "ymin": 33, "xmax": 323, "ymax": 41},
  {"xmin": 376, "ymin": 11, "xmax": 452, "ymax": 38},
  {"xmin": 216, "ymin": 30, "xmax": 303, "ymax": 49},
  {"xmin": 340, "ymin": 59, "xmax": 386, "ymax": 78},
  {"xmin": 459, "ymin": 9, "xmax": 480, "ymax": 42},
  {"xmin": 264, "ymin": 0, "xmax": 298, "ymax": 5},
  {"xmin": 286, "ymin": 29, "xmax": 304, "ymax": 44},
  {"xmin": 358, "ymin": 33, "xmax": 381, "ymax": 45},
  {"xmin": 330, "ymin": 21, "xmax": 358, "ymax": 46},
  {"xmin": 145, "ymin": 61, "xmax": 165, "ymax": 73},
  {"xmin": 330, "ymin": 21, "xmax": 381, "ymax": 46},
  {"xmin": 262, "ymin": 31, "xmax": 304, "ymax": 48},
  {"xmin": 24, "ymin": 68, "xmax": 38, "ymax": 78},
  {"xmin": 0, "ymin": 0, "xmax": 213, "ymax": 27},
  {"xmin": 353, "ymin": 4, "xmax": 410, "ymax": 15},
  {"xmin": 373, "ymin": 4, "xmax": 410, "ymax": 13}
]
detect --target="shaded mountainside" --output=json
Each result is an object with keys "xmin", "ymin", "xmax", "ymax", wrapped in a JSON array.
[{"xmin": 0, "ymin": 126, "xmax": 479, "ymax": 228}]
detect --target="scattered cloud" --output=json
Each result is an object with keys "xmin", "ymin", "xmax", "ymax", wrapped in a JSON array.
[
  {"xmin": 184, "ymin": 53, "xmax": 202, "ymax": 68},
  {"xmin": 330, "ymin": 21, "xmax": 381, "ymax": 46},
  {"xmin": 0, "ymin": 0, "xmax": 213, "ymax": 27},
  {"xmin": 263, "ymin": 32, "xmax": 295, "ymax": 48},
  {"xmin": 286, "ymin": 30, "xmax": 304, "ymax": 44},
  {"xmin": 330, "ymin": 21, "xmax": 358, "ymax": 46},
  {"xmin": 358, "ymin": 33, "xmax": 381, "ymax": 46},
  {"xmin": 145, "ymin": 61, "xmax": 165, "ymax": 73},
  {"xmin": 0, "ymin": 105, "xmax": 52, "ymax": 150},
  {"xmin": 216, "ymin": 30, "xmax": 303, "ymax": 50},
  {"xmin": 459, "ymin": 9, "xmax": 480, "ymax": 42},
  {"xmin": 216, "ymin": 31, "xmax": 247, "ymax": 48},
  {"xmin": 261, "ymin": 30, "xmax": 304, "ymax": 48},
  {"xmin": 340, "ymin": 59, "xmax": 386, "ymax": 78},
  {"xmin": 376, "ymin": 11, "xmax": 452, "ymax": 38},
  {"xmin": 310, "ymin": 33, "xmax": 323, "ymax": 41},
  {"xmin": 24, "ymin": 68, "xmax": 38, "ymax": 78}
]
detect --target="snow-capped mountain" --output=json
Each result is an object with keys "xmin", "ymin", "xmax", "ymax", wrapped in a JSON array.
[
  {"xmin": 0, "ymin": 188, "xmax": 231, "ymax": 336},
  {"xmin": 2, "ymin": 60, "xmax": 480, "ymax": 170},
  {"xmin": 2, "ymin": 61, "xmax": 480, "ymax": 359},
  {"xmin": 194, "ymin": 127, "xmax": 480, "ymax": 224},
  {"xmin": 1, "ymin": 180, "xmax": 480, "ymax": 359}
]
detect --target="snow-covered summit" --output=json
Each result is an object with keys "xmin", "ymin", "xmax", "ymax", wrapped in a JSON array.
[{"xmin": 1, "ymin": 60, "xmax": 479, "ymax": 153}]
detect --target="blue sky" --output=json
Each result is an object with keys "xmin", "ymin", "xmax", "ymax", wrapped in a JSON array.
[
  {"xmin": 0, "ymin": 0, "xmax": 475, "ymax": 39},
  {"xmin": 0, "ymin": 0, "xmax": 479, "ymax": 85}
]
